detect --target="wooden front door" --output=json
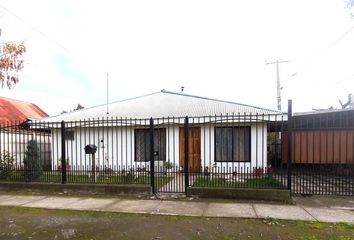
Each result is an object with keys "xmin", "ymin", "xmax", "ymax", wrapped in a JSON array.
[{"xmin": 179, "ymin": 127, "xmax": 201, "ymax": 172}]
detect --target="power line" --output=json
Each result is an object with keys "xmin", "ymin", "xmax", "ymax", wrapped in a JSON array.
[
  {"xmin": 329, "ymin": 73, "xmax": 354, "ymax": 87},
  {"xmin": 0, "ymin": 9, "xmax": 6, "ymax": 18},
  {"xmin": 322, "ymin": 25, "xmax": 354, "ymax": 53},
  {"xmin": 0, "ymin": 3, "xmax": 78, "ymax": 57},
  {"xmin": 285, "ymin": 24, "xmax": 354, "ymax": 81},
  {"xmin": 0, "ymin": 3, "xmax": 108, "ymax": 84}
]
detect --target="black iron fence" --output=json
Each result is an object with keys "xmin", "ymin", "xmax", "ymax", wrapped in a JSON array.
[
  {"xmin": 285, "ymin": 107, "xmax": 354, "ymax": 196},
  {"xmin": 0, "ymin": 106, "xmax": 353, "ymax": 196}
]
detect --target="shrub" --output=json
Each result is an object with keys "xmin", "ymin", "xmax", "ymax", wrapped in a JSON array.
[
  {"xmin": 163, "ymin": 161, "xmax": 175, "ymax": 169},
  {"xmin": 23, "ymin": 140, "xmax": 43, "ymax": 181},
  {"xmin": 255, "ymin": 167, "xmax": 264, "ymax": 177},
  {"xmin": 0, "ymin": 151, "xmax": 15, "ymax": 179}
]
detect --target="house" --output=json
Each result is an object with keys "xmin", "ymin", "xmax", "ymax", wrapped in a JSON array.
[
  {"xmin": 0, "ymin": 96, "xmax": 50, "ymax": 169},
  {"xmin": 0, "ymin": 96, "xmax": 48, "ymax": 124},
  {"xmin": 39, "ymin": 90, "xmax": 283, "ymax": 175}
]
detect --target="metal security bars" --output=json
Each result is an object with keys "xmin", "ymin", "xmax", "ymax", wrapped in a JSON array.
[
  {"xmin": 0, "ymin": 105, "xmax": 353, "ymax": 196},
  {"xmin": 283, "ymin": 109, "xmax": 354, "ymax": 196},
  {"xmin": 186, "ymin": 114, "xmax": 287, "ymax": 192}
]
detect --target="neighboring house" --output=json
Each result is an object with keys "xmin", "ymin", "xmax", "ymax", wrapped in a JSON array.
[
  {"xmin": 0, "ymin": 96, "xmax": 48, "ymax": 124},
  {"xmin": 40, "ymin": 90, "xmax": 283, "ymax": 173},
  {"xmin": 282, "ymin": 108, "xmax": 354, "ymax": 166},
  {"xmin": 0, "ymin": 97, "xmax": 50, "ymax": 169}
]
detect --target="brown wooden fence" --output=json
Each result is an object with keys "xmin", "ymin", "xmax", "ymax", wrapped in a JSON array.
[{"xmin": 282, "ymin": 130, "xmax": 354, "ymax": 165}]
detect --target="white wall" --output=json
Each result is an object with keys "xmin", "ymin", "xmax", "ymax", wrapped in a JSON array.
[
  {"xmin": 0, "ymin": 131, "xmax": 51, "ymax": 166},
  {"xmin": 51, "ymin": 124, "xmax": 181, "ymax": 171},
  {"xmin": 201, "ymin": 123, "xmax": 268, "ymax": 174},
  {"xmin": 51, "ymin": 122, "xmax": 267, "ymax": 173}
]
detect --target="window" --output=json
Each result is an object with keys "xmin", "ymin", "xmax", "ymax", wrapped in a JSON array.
[
  {"xmin": 215, "ymin": 126, "xmax": 251, "ymax": 162},
  {"xmin": 135, "ymin": 128, "xmax": 166, "ymax": 162},
  {"xmin": 64, "ymin": 130, "xmax": 74, "ymax": 141}
]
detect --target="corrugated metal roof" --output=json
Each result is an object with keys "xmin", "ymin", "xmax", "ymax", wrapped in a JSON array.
[
  {"xmin": 43, "ymin": 90, "xmax": 283, "ymax": 122},
  {"xmin": 294, "ymin": 108, "xmax": 354, "ymax": 116},
  {"xmin": 0, "ymin": 96, "xmax": 48, "ymax": 124}
]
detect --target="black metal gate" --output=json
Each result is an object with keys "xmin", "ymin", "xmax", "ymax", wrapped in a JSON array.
[{"xmin": 150, "ymin": 117, "xmax": 188, "ymax": 193}]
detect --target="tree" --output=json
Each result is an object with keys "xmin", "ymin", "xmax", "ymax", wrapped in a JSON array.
[
  {"xmin": 312, "ymin": 94, "xmax": 354, "ymax": 111},
  {"xmin": 338, "ymin": 94, "xmax": 354, "ymax": 109},
  {"xmin": 0, "ymin": 151, "xmax": 14, "ymax": 180},
  {"xmin": 23, "ymin": 140, "xmax": 42, "ymax": 181},
  {"xmin": 61, "ymin": 103, "xmax": 85, "ymax": 114},
  {"xmin": 75, "ymin": 103, "xmax": 84, "ymax": 110},
  {"xmin": 0, "ymin": 29, "xmax": 26, "ymax": 89},
  {"xmin": 346, "ymin": 0, "xmax": 354, "ymax": 17}
]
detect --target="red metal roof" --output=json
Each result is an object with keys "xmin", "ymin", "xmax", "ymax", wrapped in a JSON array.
[{"xmin": 0, "ymin": 97, "xmax": 48, "ymax": 124}]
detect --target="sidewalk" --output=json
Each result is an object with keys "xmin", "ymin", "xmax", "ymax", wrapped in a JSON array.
[{"xmin": 0, "ymin": 194, "xmax": 353, "ymax": 224}]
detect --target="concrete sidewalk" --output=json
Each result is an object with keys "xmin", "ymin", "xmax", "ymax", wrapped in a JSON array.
[{"xmin": 0, "ymin": 194, "xmax": 353, "ymax": 224}]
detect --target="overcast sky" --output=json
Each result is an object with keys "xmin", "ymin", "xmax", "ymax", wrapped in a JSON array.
[{"xmin": 0, "ymin": 0, "xmax": 353, "ymax": 116}]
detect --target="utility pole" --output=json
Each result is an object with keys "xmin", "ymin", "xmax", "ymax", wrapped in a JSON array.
[{"xmin": 266, "ymin": 60, "xmax": 288, "ymax": 111}]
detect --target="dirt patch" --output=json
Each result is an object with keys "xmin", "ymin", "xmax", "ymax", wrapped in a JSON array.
[{"xmin": 0, "ymin": 206, "xmax": 353, "ymax": 240}]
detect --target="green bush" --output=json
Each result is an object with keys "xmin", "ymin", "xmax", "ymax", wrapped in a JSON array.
[
  {"xmin": 0, "ymin": 151, "xmax": 15, "ymax": 179},
  {"xmin": 23, "ymin": 140, "xmax": 43, "ymax": 181},
  {"xmin": 125, "ymin": 170, "xmax": 136, "ymax": 183},
  {"xmin": 163, "ymin": 161, "xmax": 175, "ymax": 169}
]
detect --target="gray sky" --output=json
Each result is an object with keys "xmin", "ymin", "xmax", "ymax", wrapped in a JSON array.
[{"xmin": 0, "ymin": 0, "xmax": 353, "ymax": 116}]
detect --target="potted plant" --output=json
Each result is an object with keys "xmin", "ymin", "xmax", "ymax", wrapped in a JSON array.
[
  {"xmin": 203, "ymin": 166, "xmax": 210, "ymax": 176},
  {"xmin": 266, "ymin": 164, "xmax": 273, "ymax": 175},
  {"xmin": 255, "ymin": 167, "xmax": 264, "ymax": 177}
]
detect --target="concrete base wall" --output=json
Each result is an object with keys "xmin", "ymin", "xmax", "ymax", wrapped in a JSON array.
[
  {"xmin": 0, "ymin": 182, "xmax": 151, "ymax": 195},
  {"xmin": 187, "ymin": 187, "xmax": 291, "ymax": 202}
]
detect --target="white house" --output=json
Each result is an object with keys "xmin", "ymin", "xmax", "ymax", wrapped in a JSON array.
[{"xmin": 39, "ymin": 90, "xmax": 284, "ymax": 174}]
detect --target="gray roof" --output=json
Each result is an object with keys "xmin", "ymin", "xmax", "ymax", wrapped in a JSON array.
[
  {"xmin": 42, "ymin": 90, "xmax": 283, "ymax": 122},
  {"xmin": 294, "ymin": 108, "xmax": 354, "ymax": 116}
]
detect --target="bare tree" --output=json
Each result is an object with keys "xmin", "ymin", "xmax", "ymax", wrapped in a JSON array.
[
  {"xmin": 74, "ymin": 103, "xmax": 84, "ymax": 111},
  {"xmin": 346, "ymin": 0, "xmax": 354, "ymax": 17},
  {"xmin": 61, "ymin": 104, "xmax": 85, "ymax": 114},
  {"xmin": 338, "ymin": 94, "xmax": 354, "ymax": 109}
]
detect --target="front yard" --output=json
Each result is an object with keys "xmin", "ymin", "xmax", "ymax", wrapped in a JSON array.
[
  {"xmin": 0, "ymin": 171, "xmax": 173, "ymax": 189},
  {"xmin": 192, "ymin": 175, "xmax": 285, "ymax": 189}
]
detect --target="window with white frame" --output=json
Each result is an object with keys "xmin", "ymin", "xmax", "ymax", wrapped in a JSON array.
[{"xmin": 214, "ymin": 126, "xmax": 251, "ymax": 162}]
